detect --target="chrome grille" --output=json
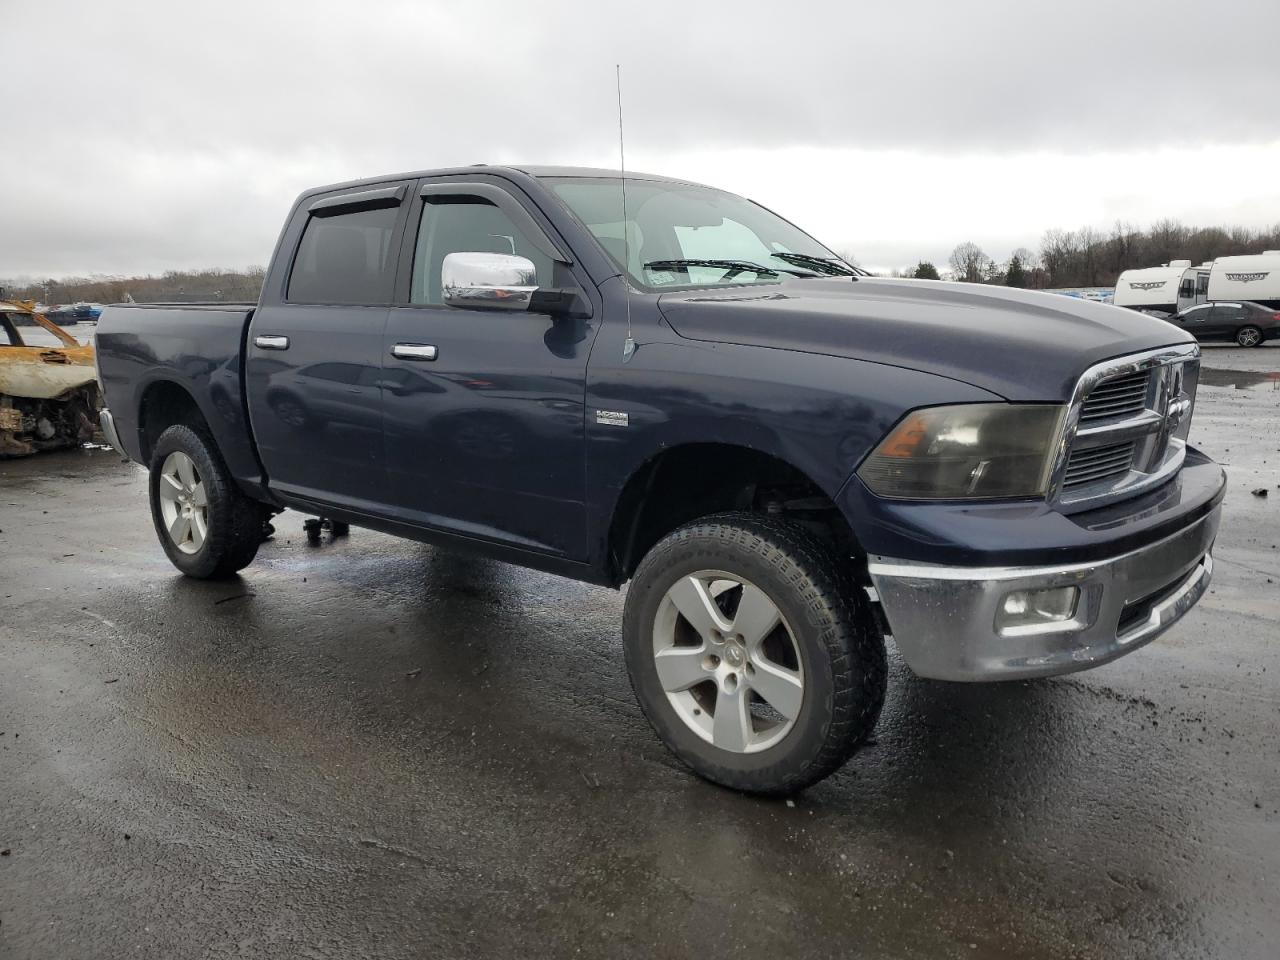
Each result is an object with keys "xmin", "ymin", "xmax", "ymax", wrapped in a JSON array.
[
  {"xmin": 1063, "ymin": 439, "xmax": 1136, "ymax": 488},
  {"xmin": 1051, "ymin": 345, "xmax": 1200, "ymax": 510},
  {"xmin": 1078, "ymin": 370, "xmax": 1150, "ymax": 423}
]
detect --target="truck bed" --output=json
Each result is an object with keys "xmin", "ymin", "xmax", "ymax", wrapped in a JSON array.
[{"xmin": 95, "ymin": 303, "xmax": 266, "ymax": 495}]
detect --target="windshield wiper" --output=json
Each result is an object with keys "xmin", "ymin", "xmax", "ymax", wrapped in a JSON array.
[
  {"xmin": 643, "ymin": 258, "xmax": 817, "ymax": 279},
  {"xmin": 770, "ymin": 252, "xmax": 865, "ymax": 277}
]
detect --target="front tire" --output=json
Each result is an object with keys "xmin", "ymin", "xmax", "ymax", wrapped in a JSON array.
[
  {"xmin": 149, "ymin": 424, "xmax": 267, "ymax": 579},
  {"xmin": 623, "ymin": 513, "xmax": 886, "ymax": 795},
  {"xmin": 1237, "ymin": 325, "xmax": 1263, "ymax": 347}
]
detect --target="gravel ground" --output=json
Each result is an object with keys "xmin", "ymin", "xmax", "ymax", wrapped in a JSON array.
[{"xmin": 1, "ymin": 343, "xmax": 1277, "ymax": 960}]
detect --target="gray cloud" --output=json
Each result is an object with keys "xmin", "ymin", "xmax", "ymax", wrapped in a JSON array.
[{"xmin": 3, "ymin": 0, "xmax": 1278, "ymax": 277}]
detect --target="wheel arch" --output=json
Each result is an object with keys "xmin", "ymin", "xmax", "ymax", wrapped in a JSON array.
[
  {"xmin": 137, "ymin": 379, "xmax": 209, "ymax": 464},
  {"xmin": 129, "ymin": 372, "xmax": 270, "ymax": 501},
  {"xmin": 604, "ymin": 441, "xmax": 864, "ymax": 586}
]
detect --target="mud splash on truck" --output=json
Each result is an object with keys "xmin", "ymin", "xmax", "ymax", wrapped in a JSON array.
[{"xmin": 0, "ymin": 298, "xmax": 102, "ymax": 457}]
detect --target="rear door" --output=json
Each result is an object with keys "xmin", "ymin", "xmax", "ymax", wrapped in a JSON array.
[
  {"xmin": 246, "ymin": 182, "xmax": 412, "ymax": 513},
  {"xmin": 378, "ymin": 177, "xmax": 598, "ymax": 558}
]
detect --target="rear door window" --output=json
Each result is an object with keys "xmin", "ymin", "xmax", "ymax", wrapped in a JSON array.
[{"xmin": 288, "ymin": 205, "xmax": 400, "ymax": 305}]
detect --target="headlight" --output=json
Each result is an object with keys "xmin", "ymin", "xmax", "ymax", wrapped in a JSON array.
[{"xmin": 858, "ymin": 404, "xmax": 1065, "ymax": 500}]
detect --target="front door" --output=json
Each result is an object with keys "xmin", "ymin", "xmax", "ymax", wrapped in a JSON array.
[
  {"xmin": 246, "ymin": 183, "xmax": 411, "ymax": 513},
  {"xmin": 1207, "ymin": 303, "xmax": 1244, "ymax": 341},
  {"xmin": 379, "ymin": 179, "xmax": 597, "ymax": 558},
  {"xmin": 1174, "ymin": 303, "xmax": 1214, "ymax": 339}
]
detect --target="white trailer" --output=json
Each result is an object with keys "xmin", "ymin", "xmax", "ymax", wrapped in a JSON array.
[
  {"xmin": 1114, "ymin": 260, "xmax": 1210, "ymax": 315},
  {"xmin": 1207, "ymin": 251, "xmax": 1280, "ymax": 309}
]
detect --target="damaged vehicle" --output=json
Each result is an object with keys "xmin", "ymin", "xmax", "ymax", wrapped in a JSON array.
[{"xmin": 0, "ymin": 297, "xmax": 103, "ymax": 457}]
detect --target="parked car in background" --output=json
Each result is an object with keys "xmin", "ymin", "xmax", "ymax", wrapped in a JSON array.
[
  {"xmin": 1167, "ymin": 300, "xmax": 1280, "ymax": 347},
  {"xmin": 44, "ymin": 302, "xmax": 98, "ymax": 326}
]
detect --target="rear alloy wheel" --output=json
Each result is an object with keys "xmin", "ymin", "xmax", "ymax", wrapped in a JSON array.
[
  {"xmin": 149, "ymin": 424, "xmax": 267, "ymax": 579},
  {"xmin": 1237, "ymin": 325, "xmax": 1263, "ymax": 347},
  {"xmin": 623, "ymin": 513, "xmax": 886, "ymax": 795},
  {"xmin": 157, "ymin": 451, "xmax": 209, "ymax": 555}
]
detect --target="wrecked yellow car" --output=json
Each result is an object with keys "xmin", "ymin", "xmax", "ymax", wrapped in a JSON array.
[{"xmin": 0, "ymin": 298, "xmax": 102, "ymax": 457}]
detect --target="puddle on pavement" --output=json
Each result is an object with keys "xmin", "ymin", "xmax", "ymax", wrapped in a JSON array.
[{"xmin": 1199, "ymin": 367, "xmax": 1280, "ymax": 391}]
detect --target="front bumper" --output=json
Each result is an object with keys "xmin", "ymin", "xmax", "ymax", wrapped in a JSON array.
[{"xmin": 867, "ymin": 504, "xmax": 1220, "ymax": 681}]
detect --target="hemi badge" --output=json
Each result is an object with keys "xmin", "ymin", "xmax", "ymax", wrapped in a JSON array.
[{"xmin": 596, "ymin": 410, "xmax": 629, "ymax": 427}]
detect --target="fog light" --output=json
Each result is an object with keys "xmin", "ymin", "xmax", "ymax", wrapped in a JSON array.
[{"xmin": 995, "ymin": 586, "xmax": 1079, "ymax": 634}]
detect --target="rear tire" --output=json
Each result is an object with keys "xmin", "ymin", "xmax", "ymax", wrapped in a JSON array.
[
  {"xmin": 148, "ymin": 424, "xmax": 267, "ymax": 579},
  {"xmin": 623, "ymin": 512, "xmax": 886, "ymax": 795},
  {"xmin": 1237, "ymin": 325, "xmax": 1263, "ymax": 347}
]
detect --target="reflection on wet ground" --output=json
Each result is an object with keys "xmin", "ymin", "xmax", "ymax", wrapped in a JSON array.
[{"xmin": 1199, "ymin": 366, "xmax": 1280, "ymax": 390}]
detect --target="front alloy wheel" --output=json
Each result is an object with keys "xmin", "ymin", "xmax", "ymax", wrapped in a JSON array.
[
  {"xmin": 653, "ymin": 571, "xmax": 804, "ymax": 753},
  {"xmin": 623, "ymin": 513, "xmax": 887, "ymax": 795}
]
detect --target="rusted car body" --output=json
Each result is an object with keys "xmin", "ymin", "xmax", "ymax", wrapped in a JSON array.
[{"xmin": 0, "ymin": 299, "xmax": 102, "ymax": 456}]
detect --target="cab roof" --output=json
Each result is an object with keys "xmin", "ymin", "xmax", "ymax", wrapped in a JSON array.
[{"xmin": 300, "ymin": 164, "xmax": 704, "ymax": 203}]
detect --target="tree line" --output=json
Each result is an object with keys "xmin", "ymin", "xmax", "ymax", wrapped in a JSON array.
[
  {"xmin": 893, "ymin": 220, "xmax": 1280, "ymax": 288},
  {"xmin": 6, "ymin": 218, "xmax": 1280, "ymax": 302},
  {"xmin": 1, "ymin": 267, "xmax": 267, "ymax": 305}
]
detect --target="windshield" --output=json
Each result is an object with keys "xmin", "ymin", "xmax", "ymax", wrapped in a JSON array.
[{"xmin": 545, "ymin": 177, "xmax": 856, "ymax": 289}]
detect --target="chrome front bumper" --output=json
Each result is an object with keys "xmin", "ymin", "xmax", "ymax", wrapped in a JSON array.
[{"xmin": 867, "ymin": 506, "xmax": 1220, "ymax": 681}]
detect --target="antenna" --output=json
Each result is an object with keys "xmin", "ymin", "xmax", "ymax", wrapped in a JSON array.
[{"xmin": 616, "ymin": 64, "xmax": 636, "ymax": 363}]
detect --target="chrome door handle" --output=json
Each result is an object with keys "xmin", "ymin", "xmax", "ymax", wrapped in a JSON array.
[
  {"xmin": 391, "ymin": 343, "xmax": 438, "ymax": 361},
  {"xmin": 254, "ymin": 335, "xmax": 290, "ymax": 350}
]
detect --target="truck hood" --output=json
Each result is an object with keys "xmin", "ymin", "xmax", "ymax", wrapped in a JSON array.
[{"xmin": 657, "ymin": 277, "xmax": 1194, "ymax": 401}]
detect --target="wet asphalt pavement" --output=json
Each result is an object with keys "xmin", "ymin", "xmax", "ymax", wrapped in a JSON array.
[{"xmin": 2, "ymin": 345, "xmax": 1278, "ymax": 960}]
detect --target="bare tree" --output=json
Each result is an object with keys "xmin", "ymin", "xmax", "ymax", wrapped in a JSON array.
[
  {"xmin": 1107, "ymin": 220, "xmax": 1140, "ymax": 276},
  {"xmin": 1076, "ymin": 226, "xmax": 1103, "ymax": 286},
  {"xmin": 948, "ymin": 242, "xmax": 993, "ymax": 283},
  {"xmin": 1039, "ymin": 229, "xmax": 1076, "ymax": 287},
  {"xmin": 1144, "ymin": 218, "xmax": 1188, "ymax": 267}
]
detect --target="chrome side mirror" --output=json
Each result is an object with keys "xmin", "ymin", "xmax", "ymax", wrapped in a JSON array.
[{"xmin": 442, "ymin": 252, "xmax": 538, "ymax": 311}]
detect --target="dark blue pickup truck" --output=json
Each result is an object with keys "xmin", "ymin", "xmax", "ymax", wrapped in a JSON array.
[{"xmin": 95, "ymin": 166, "xmax": 1224, "ymax": 794}]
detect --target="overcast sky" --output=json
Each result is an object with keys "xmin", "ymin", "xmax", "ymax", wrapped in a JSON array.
[{"xmin": 3, "ymin": 0, "xmax": 1279, "ymax": 279}]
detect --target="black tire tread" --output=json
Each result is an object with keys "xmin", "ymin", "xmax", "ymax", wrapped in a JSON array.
[
  {"xmin": 149, "ymin": 423, "xmax": 266, "ymax": 579},
  {"xmin": 624, "ymin": 511, "xmax": 886, "ymax": 795}
]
